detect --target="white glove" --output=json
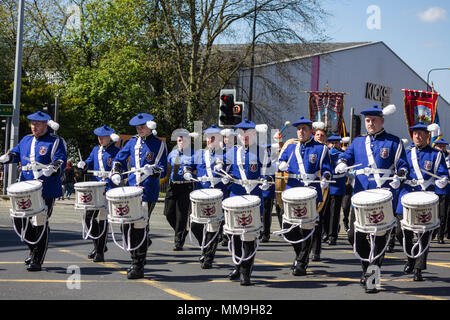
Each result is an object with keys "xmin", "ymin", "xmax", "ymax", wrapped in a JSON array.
[
  {"xmin": 42, "ymin": 165, "xmax": 56, "ymax": 177},
  {"xmin": 0, "ymin": 154, "xmax": 10, "ymax": 163},
  {"xmin": 320, "ymin": 178, "xmax": 329, "ymax": 189},
  {"xmin": 389, "ymin": 175, "xmax": 401, "ymax": 190},
  {"xmin": 259, "ymin": 180, "xmax": 270, "ymax": 191},
  {"xmin": 214, "ymin": 162, "xmax": 223, "ymax": 172},
  {"xmin": 143, "ymin": 164, "xmax": 154, "ymax": 176},
  {"xmin": 278, "ymin": 161, "xmax": 289, "ymax": 172},
  {"xmin": 435, "ymin": 177, "xmax": 448, "ymax": 189},
  {"xmin": 111, "ymin": 173, "xmax": 121, "ymax": 186},
  {"xmin": 77, "ymin": 161, "xmax": 86, "ymax": 169},
  {"xmin": 221, "ymin": 176, "xmax": 230, "ymax": 185},
  {"xmin": 335, "ymin": 162, "xmax": 348, "ymax": 174},
  {"xmin": 183, "ymin": 172, "xmax": 193, "ymax": 181},
  {"xmin": 100, "ymin": 171, "xmax": 110, "ymax": 178}
]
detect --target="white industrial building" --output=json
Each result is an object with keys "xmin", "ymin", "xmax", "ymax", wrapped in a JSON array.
[{"xmin": 235, "ymin": 41, "xmax": 450, "ymax": 143}]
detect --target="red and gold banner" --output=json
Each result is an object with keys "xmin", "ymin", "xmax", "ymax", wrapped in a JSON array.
[
  {"xmin": 308, "ymin": 92, "xmax": 346, "ymax": 136},
  {"xmin": 403, "ymin": 89, "xmax": 439, "ymax": 138}
]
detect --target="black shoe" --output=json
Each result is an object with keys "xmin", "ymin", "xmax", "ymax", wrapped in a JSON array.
[
  {"xmin": 414, "ymin": 269, "xmax": 424, "ymax": 282},
  {"xmin": 344, "ymin": 224, "xmax": 350, "ymax": 233},
  {"xmin": 360, "ymin": 272, "xmax": 367, "ymax": 286},
  {"xmin": 386, "ymin": 245, "xmax": 394, "ymax": 253},
  {"xmin": 328, "ymin": 237, "xmax": 337, "ymax": 245},
  {"xmin": 147, "ymin": 234, "xmax": 152, "ymax": 248},
  {"xmin": 240, "ymin": 274, "xmax": 251, "ymax": 286},
  {"xmin": 173, "ymin": 245, "xmax": 183, "ymax": 251},
  {"xmin": 27, "ymin": 262, "xmax": 42, "ymax": 272},
  {"xmin": 93, "ymin": 253, "xmax": 104, "ymax": 263},
  {"xmin": 228, "ymin": 268, "xmax": 240, "ymax": 281},
  {"xmin": 88, "ymin": 248, "xmax": 96, "ymax": 259},
  {"xmin": 261, "ymin": 235, "xmax": 270, "ymax": 243},
  {"xmin": 438, "ymin": 239, "xmax": 445, "ymax": 244},
  {"xmin": 365, "ymin": 286, "xmax": 379, "ymax": 294},
  {"xmin": 127, "ymin": 265, "xmax": 144, "ymax": 279},
  {"xmin": 292, "ymin": 263, "xmax": 307, "ymax": 276},
  {"xmin": 24, "ymin": 256, "xmax": 32, "ymax": 265},
  {"xmin": 404, "ymin": 262, "xmax": 414, "ymax": 274},
  {"xmin": 311, "ymin": 254, "xmax": 321, "ymax": 262},
  {"xmin": 221, "ymin": 238, "xmax": 229, "ymax": 247},
  {"xmin": 201, "ymin": 261, "xmax": 213, "ymax": 269},
  {"xmin": 322, "ymin": 235, "xmax": 329, "ymax": 243}
]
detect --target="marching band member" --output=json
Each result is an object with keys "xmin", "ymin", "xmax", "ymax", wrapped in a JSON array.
[
  {"xmin": 0, "ymin": 111, "xmax": 66, "ymax": 271},
  {"xmin": 224, "ymin": 119, "xmax": 270, "ymax": 286},
  {"xmin": 110, "ymin": 113, "xmax": 168, "ymax": 279},
  {"xmin": 77, "ymin": 125, "xmax": 120, "ymax": 262},
  {"xmin": 186, "ymin": 124, "xmax": 226, "ymax": 268},
  {"xmin": 335, "ymin": 104, "xmax": 409, "ymax": 293},
  {"xmin": 260, "ymin": 143, "xmax": 278, "ymax": 243},
  {"xmin": 165, "ymin": 129, "xmax": 195, "ymax": 251},
  {"xmin": 434, "ymin": 139, "xmax": 450, "ymax": 244},
  {"xmin": 340, "ymin": 136, "xmax": 353, "ymax": 234},
  {"xmin": 396, "ymin": 122, "xmax": 448, "ymax": 281},
  {"xmin": 324, "ymin": 135, "xmax": 347, "ymax": 245},
  {"xmin": 277, "ymin": 116, "xmax": 332, "ymax": 274}
]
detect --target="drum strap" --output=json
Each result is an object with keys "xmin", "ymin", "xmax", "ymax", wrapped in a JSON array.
[
  {"xmin": 29, "ymin": 137, "xmax": 40, "ymax": 180},
  {"xmin": 237, "ymin": 146, "xmax": 257, "ymax": 194},
  {"xmin": 294, "ymin": 143, "xmax": 316, "ymax": 185},
  {"xmin": 205, "ymin": 149, "xmax": 215, "ymax": 187},
  {"xmin": 410, "ymin": 147, "xmax": 432, "ymax": 191},
  {"xmin": 134, "ymin": 137, "xmax": 142, "ymax": 185},
  {"xmin": 365, "ymin": 136, "xmax": 383, "ymax": 188},
  {"xmin": 97, "ymin": 146, "xmax": 105, "ymax": 173}
]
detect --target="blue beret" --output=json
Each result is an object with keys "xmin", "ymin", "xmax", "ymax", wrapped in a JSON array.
[
  {"xmin": 360, "ymin": 104, "xmax": 383, "ymax": 117},
  {"xmin": 94, "ymin": 125, "xmax": 115, "ymax": 136},
  {"xmin": 408, "ymin": 122, "xmax": 428, "ymax": 131},
  {"xmin": 27, "ymin": 111, "xmax": 51, "ymax": 122},
  {"xmin": 203, "ymin": 124, "xmax": 221, "ymax": 134},
  {"xmin": 292, "ymin": 116, "xmax": 313, "ymax": 127},
  {"xmin": 327, "ymin": 135, "xmax": 342, "ymax": 141},
  {"xmin": 129, "ymin": 113, "xmax": 154, "ymax": 126},
  {"xmin": 234, "ymin": 118, "xmax": 256, "ymax": 130}
]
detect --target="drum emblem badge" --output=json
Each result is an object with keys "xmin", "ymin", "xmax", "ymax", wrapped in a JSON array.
[
  {"xmin": 309, "ymin": 154, "xmax": 317, "ymax": 164},
  {"xmin": 292, "ymin": 206, "xmax": 307, "ymax": 217},
  {"xmin": 380, "ymin": 148, "xmax": 389, "ymax": 159},
  {"xmin": 201, "ymin": 206, "xmax": 216, "ymax": 216},
  {"xmin": 416, "ymin": 212, "xmax": 432, "ymax": 224},
  {"xmin": 236, "ymin": 213, "xmax": 253, "ymax": 227},
  {"xmin": 39, "ymin": 146, "xmax": 48, "ymax": 155},
  {"xmin": 367, "ymin": 210, "xmax": 384, "ymax": 223},
  {"xmin": 80, "ymin": 193, "xmax": 93, "ymax": 203},
  {"xmin": 115, "ymin": 205, "xmax": 130, "ymax": 216},
  {"xmin": 17, "ymin": 199, "xmax": 32, "ymax": 209},
  {"xmin": 424, "ymin": 161, "xmax": 432, "ymax": 171}
]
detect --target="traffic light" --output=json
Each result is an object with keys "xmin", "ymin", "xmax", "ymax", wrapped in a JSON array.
[
  {"xmin": 219, "ymin": 89, "xmax": 244, "ymax": 127},
  {"xmin": 351, "ymin": 114, "xmax": 361, "ymax": 139}
]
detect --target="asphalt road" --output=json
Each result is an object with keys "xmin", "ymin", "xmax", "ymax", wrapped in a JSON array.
[{"xmin": 1, "ymin": 197, "xmax": 450, "ymax": 305}]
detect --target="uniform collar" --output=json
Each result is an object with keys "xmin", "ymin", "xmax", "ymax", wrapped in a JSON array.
[
  {"xmin": 414, "ymin": 143, "xmax": 429, "ymax": 151},
  {"xmin": 299, "ymin": 137, "xmax": 313, "ymax": 146},
  {"xmin": 369, "ymin": 128, "xmax": 386, "ymax": 139}
]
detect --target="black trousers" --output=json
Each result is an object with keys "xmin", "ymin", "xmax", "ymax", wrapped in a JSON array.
[
  {"xmin": 164, "ymin": 182, "xmax": 194, "ymax": 246},
  {"xmin": 283, "ymin": 222, "xmax": 314, "ymax": 267},
  {"xmin": 311, "ymin": 196, "xmax": 328, "ymax": 255},
  {"xmin": 341, "ymin": 184, "xmax": 353, "ymax": 228},
  {"xmin": 122, "ymin": 202, "xmax": 156, "ymax": 266},
  {"xmin": 190, "ymin": 221, "xmax": 220, "ymax": 264},
  {"xmin": 13, "ymin": 198, "xmax": 55, "ymax": 265},
  {"xmin": 327, "ymin": 194, "xmax": 344, "ymax": 239},
  {"xmin": 230, "ymin": 235, "xmax": 256, "ymax": 276},
  {"xmin": 84, "ymin": 210, "xmax": 108, "ymax": 254},
  {"xmin": 437, "ymin": 194, "xmax": 449, "ymax": 240},
  {"xmin": 401, "ymin": 229, "xmax": 431, "ymax": 271},
  {"xmin": 262, "ymin": 197, "xmax": 274, "ymax": 238}
]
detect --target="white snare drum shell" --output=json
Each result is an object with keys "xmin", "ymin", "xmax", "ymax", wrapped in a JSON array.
[
  {"xmin": 74, "ymin": 181, "xmax": 107, "ymax": 209},
  {"xmin": 106, "ymin": 187, "xmax": 144, "ymax": 223},
  {"xmin": 281, "ymin": 187, "xmax": 318, "ymax": 226},
  {"xmin": 7, "ymin": 180, "xmax": 45, "ymax": 216},
  {"xmin": 190, "ymin": 189, "xmax": 224, "ymax": 224},
  {"xmin": 222, "ymin": 195, "xmax": 261, "ymax": 235},
  {"xmin": 401, "ymin": 191, "xmax": 439, "ymax": 231}
]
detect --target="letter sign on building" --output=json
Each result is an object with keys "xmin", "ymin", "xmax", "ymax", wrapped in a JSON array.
[{"xmin": 365, "ymin": 82, "xmax": 392, "ymax": 105}]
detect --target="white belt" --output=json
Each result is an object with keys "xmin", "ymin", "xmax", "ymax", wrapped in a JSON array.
[
  {"xmin": 333, "ymin": 173, "xmax": 346, "ymax": 179},
  {"xmin": 405, "ymin": 178, "xmax": 433, "ymax": 190},
  {"xmin": 171, "ymin": 180, "xmax": 192, "ymax": 184},
  {"xmin": 355, "ymin": 168, "xmax": 393, "ymax": 176},
  {"xmin": 234, "ymin": 179, "xmax": 262, "ymax": 185},
  {"xmin": 287, "ymin": 173, "xmax": 317, "ymax": 180},
  {"xmin": 198, "ymin": 176, "xmax": 222, "ymax": 184}
]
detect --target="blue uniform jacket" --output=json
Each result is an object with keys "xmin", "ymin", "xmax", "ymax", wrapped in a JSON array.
[
  {"xmin": 278, "ymin": 138, "xmax": 332, "ymax": 203},
  {"xmin": 11, "ymin": 132, "xmax": 67, "ymax": 199},
  {"xmin": 113, "ymin": 135, "xmax": 167, "ymax": 202},
  {"xmin": 167, "ymin": 148, "xmax": 195, "ymax": 181},
  {"xmin": 191, "ymin": 148, "xmax": 227, "ymax": 195},
  {"xmin": 84, "ymin": 143, "xmax": 120, "ymax": 191},
  {"xmin": 329, "ymin": 147, "xmax": 347, "ymax": 196}
]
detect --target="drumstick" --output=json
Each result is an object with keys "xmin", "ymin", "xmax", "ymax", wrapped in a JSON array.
[
  {"xmin": 420, "ymin": 168, "xmax": 445, "ymax": 180},
  {"xmin": 345, "ymin": 163, "xmax": 363, "ymax": 171},
  {"xmin": 78, "ymin": 148, "xmax": 83, "ymax": 162}
]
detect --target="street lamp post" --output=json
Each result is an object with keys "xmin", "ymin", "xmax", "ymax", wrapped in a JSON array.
[{"xmin": 426, "ymin": 67, "xmax": 450, "ymax": 91}]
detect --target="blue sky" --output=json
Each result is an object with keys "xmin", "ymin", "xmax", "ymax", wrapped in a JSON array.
[{"xmin": 322, "ymin": 0, "xmax": 450, "ymax": 101}]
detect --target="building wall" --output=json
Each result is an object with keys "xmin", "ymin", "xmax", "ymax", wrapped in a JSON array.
[{"xmin": 239, "ymin": 42, "xmax": 450, "ymax": 143}]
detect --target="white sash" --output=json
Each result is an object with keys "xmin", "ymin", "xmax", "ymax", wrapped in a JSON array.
[
  {"xmin": 237, "ymin": 146, "xmax": 257, "ymax": 194},
  {"xmin": 204, "ymin": 149, "xmax": 215, "ymax": 187},
  {"xmin": 365, "ymin": 136, "xmax": 383, "ymax": 188},
  {"xmin": 29, "ymin": 137, "xmax": 40, "ymax": 179},
  {"xmin": 294, "ymin": 142, "xmax": 316, "ymax": 185},
  {"xmin": 410, "ymin": 147, "xmax": 431, "ymax": 191},
  {"xmin": 134, "ymin": 137, "xmax": 142, "ymax": 185},
  {"xmin": 98, "ymin": 146, "xmax": 105, "ymax": 172}
]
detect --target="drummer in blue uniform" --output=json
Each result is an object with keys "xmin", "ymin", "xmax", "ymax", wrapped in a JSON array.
[
  {"xmin": 110, "ymin": 113, "xmax": 168, "ymax": 279},
  {"xmin": 224, "ymin": 119, "xmax": 270, "ymax": 286},
  {"xmin": 324, "ymin": 135, "xmax": 347, "ymax": 246},
  {"xmin": 335, "ymin": 104, "xmax": 409, "ymax": 293},
  {"xmin": 396, "ymin": 122, "xmax": 448, "ymax": 281},
  {"xmin": 77, "ymin": 125, "xmax": 120, "ymax": 262},
  {"xmin": 0, "ymin": 111, "xmax": 67, "ymax": 271},
  {"xmin": 260, "ymin": 143, "xmax": 277, "ymax": 243},
  {"xmin": 185, "ymin": 124, "xmax": 226, "ymax": 269},
  {"xmin": 434, "ymin": 138, "xmax": 450, "ymax": 243},
  {"xmin": 277, "ymin": 116, "xmax": 332, "ymax": 275}
]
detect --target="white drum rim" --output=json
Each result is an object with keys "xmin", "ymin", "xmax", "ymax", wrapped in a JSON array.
[
  {"xmin": 9, "ymin": 206, "xmax": 47, "ymax": 218},
  {"xmin": 7, "ymin": 180, "xmax": 43, "ymax": 194},
  {"xmin": 106, "ymin": 186, "xmax": 143, "ymax": 200},
  {"xmin": 281, "ymin": 187, "xmax": 317, "ymax": 201},
  {"xmin": 401, "ymin": 191, "xmax": 439, "ymax": 207},
  {"xmin": 190, "ymin": 188, "xmax": 223, "ymax": 201},
  {"xmin": 222, "ymin": 195, "xmax": 261, "ymax": 210},
  {"xmin": 75, "ymin": 181, "xmax": 107, "ymax": 188},
  {"xmin": 351, "ymin": 189, "xmax": 393, "ymax": 206}
]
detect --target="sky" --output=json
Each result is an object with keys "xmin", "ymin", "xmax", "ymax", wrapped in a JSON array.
[{"xmin": 321, "ymin": 0, "xmax": 450, "ymax": 101}]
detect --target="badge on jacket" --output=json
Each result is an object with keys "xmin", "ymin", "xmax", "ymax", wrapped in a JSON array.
[{"xmin": 380, "ymin": 148, "xmax": 389, "ymax": 159}]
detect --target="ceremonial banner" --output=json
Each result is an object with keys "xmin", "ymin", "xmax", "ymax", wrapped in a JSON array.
[
  {"xmin": 403, "ymin": 89, "xmax": 439, "ymax": 138},
  {"xmin": 308, "ymin": 92, "xmax": 346, "ymax": 136}
]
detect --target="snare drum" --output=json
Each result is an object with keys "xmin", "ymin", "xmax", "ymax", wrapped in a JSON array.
[
  {"xmin": 7, "ymin": 180, "xmax": 46, "ymax": 217},
  {"xmin": 281, "ymin": 187, "xmax": 318, "ymax": 228},
  {"xmin": 106, "ymin": 187, "xmax": 144, "ymax": 224},
  {"xmin": 222, "ymin": 195, "xmax": 261, "ymax": 235},
  {"xmin": 401, "ymin": 191, "xmax": 439, "ymax": 232},
  {"xmin": 74, "ymin": 181, "xmax": 107, "ymax": 210},
  {"xmin": 190, "ymin": 188, "xmax": 223, "ymax": 224},
  {"xmin": 351, "ymin": 189, "xmax": 396, "ymax": 235}
]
